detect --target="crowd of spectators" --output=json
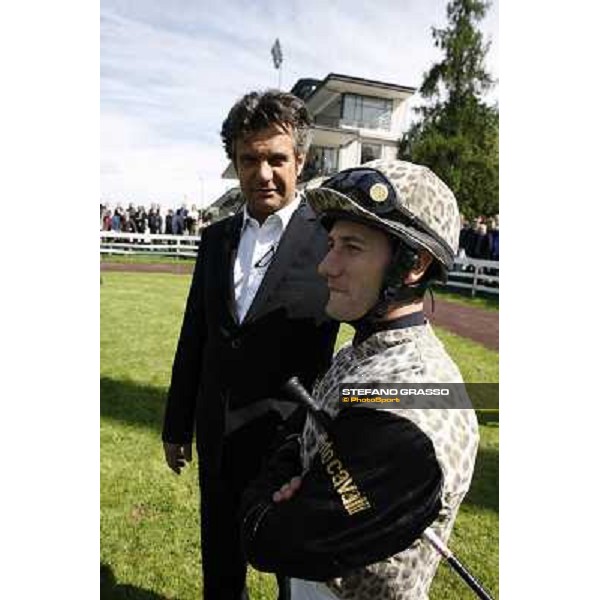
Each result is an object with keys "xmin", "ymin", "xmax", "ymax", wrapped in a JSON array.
[
  {"xmin": 100, "ymin": 203, "xmax": 212, "ymax": 236},
  {"xmin": 458, "ymin": 214, "xmax": 499, "ymax": 262},
  {"xmin": 100, "ymin": 203, "xmax": 499, "ymax": 264}
]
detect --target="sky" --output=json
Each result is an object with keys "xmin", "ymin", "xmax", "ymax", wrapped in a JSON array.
[{"xmin": 100, "ymin": 0, "xmax": 498, "ymax": 210}]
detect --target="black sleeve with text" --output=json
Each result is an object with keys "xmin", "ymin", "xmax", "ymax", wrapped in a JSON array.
[{"xmin": 240, "ymin": 407, "xmax": 443, "ymax": 581}]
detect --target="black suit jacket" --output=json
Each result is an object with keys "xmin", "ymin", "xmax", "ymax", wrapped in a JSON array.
[{"xmin": 162, "ymin": 199, "xmax": 339, "ymax": 476}]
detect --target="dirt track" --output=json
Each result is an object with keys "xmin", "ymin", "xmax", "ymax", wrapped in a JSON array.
[
  {"xmin": 101, "ymin": 262, "xmax": 195, "ymax": 275},
  {"xmin": 423, "ymin": 296, "xmax": 498, "ymax": 351},
  {"xmin": 101, "ymin": 261, "xmax": 499, "ymax": 350}
]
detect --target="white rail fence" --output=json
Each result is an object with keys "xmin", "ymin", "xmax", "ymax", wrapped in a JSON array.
[
  {"xmin": 447, "ymin": 257, "xmax": 499, "ymax": 297},
  {"xmin": 100, "ymin": 232, "xmax": 499, "ymax": 296},
  {"xmin": 100, "ymin": 231, "xmax": 201, "ymax": 258}
]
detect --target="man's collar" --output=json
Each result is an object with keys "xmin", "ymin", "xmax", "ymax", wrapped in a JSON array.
[
  {"xmin": 242, "ymin": 192, "xmax": 302, "ymax": 230},
  {"xmin": 352, "ymin": 309, "xmax": 426, "ymax": 346}
]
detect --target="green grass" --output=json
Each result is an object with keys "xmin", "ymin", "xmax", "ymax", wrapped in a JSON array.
[
  {"xmin": 434, "ymin": 328, "xmax": 499, "ymax": 383},
  {"xmin": 101, "ymin": 272, "xmax": 498, "ymax": 599}
]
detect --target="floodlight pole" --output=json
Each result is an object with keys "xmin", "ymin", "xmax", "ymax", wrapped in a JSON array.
[{"xmin": 271, "ymin": 38, "xmax": 283, "ymax": 89}]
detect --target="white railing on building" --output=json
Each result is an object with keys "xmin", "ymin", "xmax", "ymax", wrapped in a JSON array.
[{"xmin": 100, "ymin": 232, "xmax": 499, "ymax": 296}]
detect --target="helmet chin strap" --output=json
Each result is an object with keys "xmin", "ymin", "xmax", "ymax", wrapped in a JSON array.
[
  {"xmin": 359, "ymin": 243, "xmax": 427, "ymax": 324},
  {"xmin": 350, "ymin": 245, "xmax": 427, "ymax": 339},
  {"xmin": 349, "ymin": 278, "xmax": 428, "ymax": 346},
  {"xmin": 374, "ymin": 280, "xmax": 427, "ymax": 317}
]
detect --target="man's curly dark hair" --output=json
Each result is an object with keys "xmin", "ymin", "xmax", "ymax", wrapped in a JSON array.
[{"xmin": 220, "ymin": 90, "xmax": 313, "ymax": 161}]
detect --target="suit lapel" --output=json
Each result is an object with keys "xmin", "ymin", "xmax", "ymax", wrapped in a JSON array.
[
  {"xmin": 243, "ymin": 200, "xmax": 316, "ymax": 324},
  {"xmin": 221, "ymin": 212, "xmax": 243, "ymax": 326}
]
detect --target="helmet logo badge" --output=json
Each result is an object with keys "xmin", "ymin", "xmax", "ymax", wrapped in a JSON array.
[{"xmin": 369, "ymin": 183, "xmax": 389, "ymax": 203}]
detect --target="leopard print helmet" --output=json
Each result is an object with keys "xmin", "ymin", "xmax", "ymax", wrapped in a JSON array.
[{"xmin": 305, "ymin": 159, "xmax": 460, "ymax": 271}]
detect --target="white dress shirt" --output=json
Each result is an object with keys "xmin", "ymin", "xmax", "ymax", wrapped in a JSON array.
[{"xmin": 233, "ymin": 194, "xmax": 301, "ymax": 322}]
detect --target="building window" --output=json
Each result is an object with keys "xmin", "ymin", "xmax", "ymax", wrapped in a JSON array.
[
  {"xmin": 303, "ymin": 146, "xmax": 338, "ymax": 180},
  {"xmin": 360, "ymin": 143, "xmax": 382, "ymax": 164},
  {"xmin": 342, "ymin": 94, "xmax": 392, "ymax": 130}
]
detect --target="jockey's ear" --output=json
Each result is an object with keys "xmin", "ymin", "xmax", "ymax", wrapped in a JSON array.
[{"xmin": 403, "ymin": 251, "xmax": 433, "ymax": 285}]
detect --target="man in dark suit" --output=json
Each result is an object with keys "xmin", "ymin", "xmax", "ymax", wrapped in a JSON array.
[{"xmin": 162, "ymin": 90, "xmax": 338, "ymax": 600}]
